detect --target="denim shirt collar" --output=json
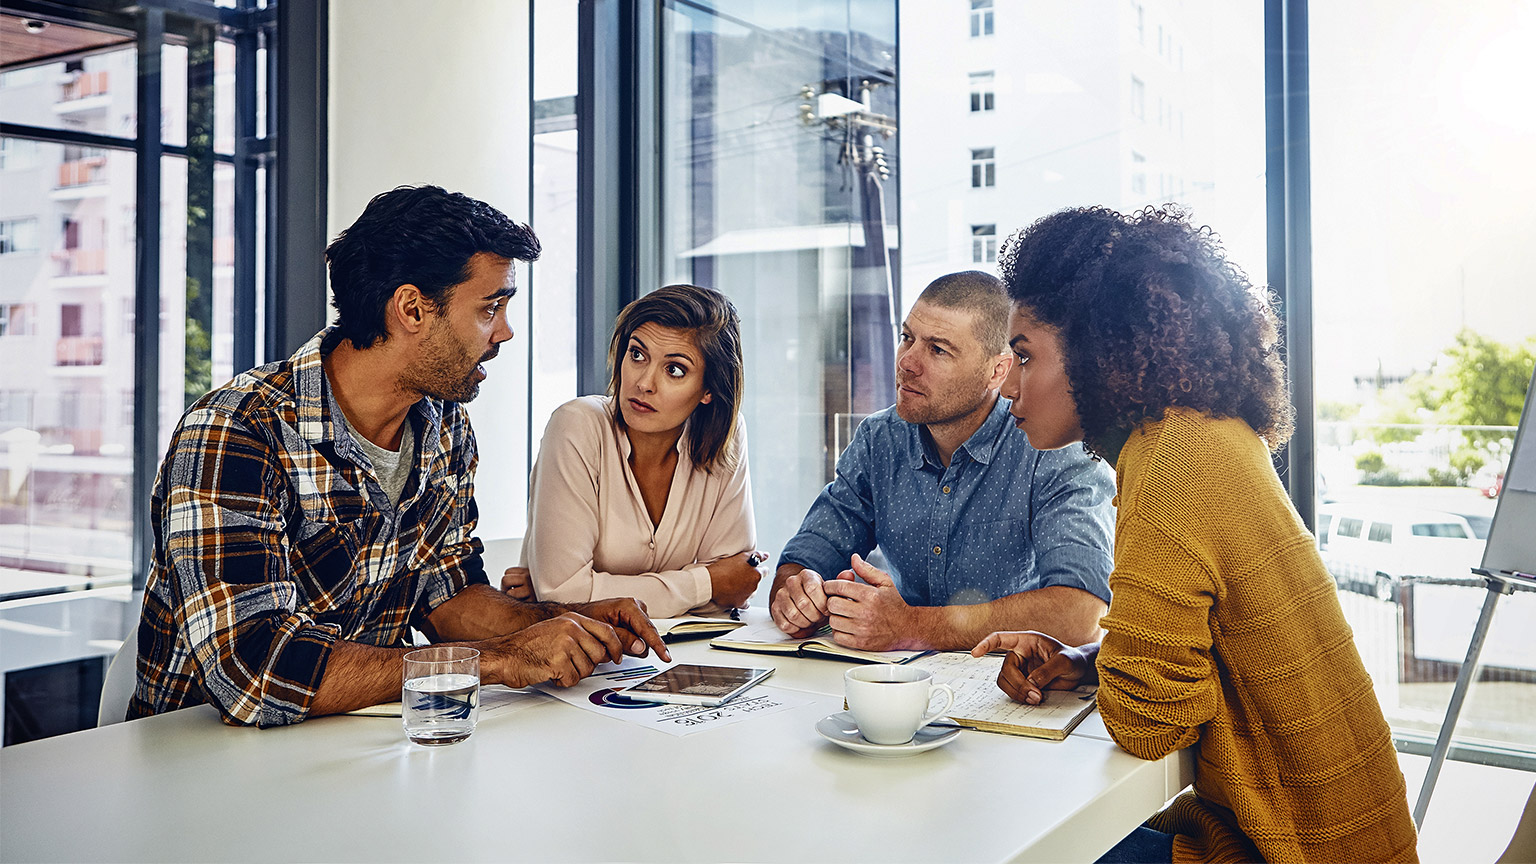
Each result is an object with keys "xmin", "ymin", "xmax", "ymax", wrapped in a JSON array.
[{"xmin": 908, "ymin": 394, "xmax": 1012, "ymax": 470}]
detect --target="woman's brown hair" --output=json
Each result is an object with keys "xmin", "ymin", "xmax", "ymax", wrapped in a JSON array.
[{"xmin": 607, "ymin": 284, "xmax": 744, "ymax": 472}]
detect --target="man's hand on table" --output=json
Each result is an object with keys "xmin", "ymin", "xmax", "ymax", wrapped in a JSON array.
[
  {"xmin": 566, "ymin": 597, "xmax": 670, "ymax": 663},
  {"xmin": 821, "ymin": 554, "xmax": 928, "ymax": 652},
  {"xmin": 770, "ymin": 564, "xmax": 831, "ymax": 637},
  {"xmin": 475, "ymin": 598, "xmax": 669, "ymax": 689}
]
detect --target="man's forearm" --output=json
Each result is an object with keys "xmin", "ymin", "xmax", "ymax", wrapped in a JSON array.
[
  {"xmin": 310, "ymin": 640, "xmax": 416, "ymax": 717},
  {"xmin": 312, "ymin": 584, "xmax": 569, "ymax": 717},
  {"xmin": 427, "ymin": 583, "xmax": 563, "ymax": 641},
  {"xmin": 918, "ymin": 586, "xmax": 1107, "ymax": 650}
]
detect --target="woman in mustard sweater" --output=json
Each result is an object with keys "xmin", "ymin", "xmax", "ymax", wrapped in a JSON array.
[{"xmin": 974, "ymin": 206, "xmax": 1419, "ymax": 863}]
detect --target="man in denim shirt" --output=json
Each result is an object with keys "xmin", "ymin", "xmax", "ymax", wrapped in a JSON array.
[{"xmin": 770, "ymin": 272, "xmax": 1115, "ymax": 652}]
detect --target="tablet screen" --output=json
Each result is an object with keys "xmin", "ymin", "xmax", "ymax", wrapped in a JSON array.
[{"xmin": 621, "ymin": 663, "xmax": 772, "ymax": 702}]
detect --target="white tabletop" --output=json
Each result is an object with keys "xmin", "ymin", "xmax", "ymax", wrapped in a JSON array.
[{"xmin": 0, "ymin": 619, "xmax": 1191, "ymax": 863}]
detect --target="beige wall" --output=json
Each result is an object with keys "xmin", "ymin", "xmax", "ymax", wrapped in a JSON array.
[
  {"xmin": 328, "ymin": 0, "xmax": 535, "ymax": 542},
  {"xmin": 328, "ymin": 0, "xmax": 531, "ymax": 239}
]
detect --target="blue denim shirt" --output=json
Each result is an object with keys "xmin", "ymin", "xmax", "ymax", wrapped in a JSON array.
[{"xmin": 778, "ymin": 397, "xmax": 1115, "ymax": 607}]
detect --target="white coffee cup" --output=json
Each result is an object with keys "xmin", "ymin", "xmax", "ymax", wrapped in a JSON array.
[{"xmin": 844, "ymin": 665, "xmax": 955, "ymax": 745}]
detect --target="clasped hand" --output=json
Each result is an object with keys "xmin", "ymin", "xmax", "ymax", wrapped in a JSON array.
[
  {"xmin": 770, "ymin": 554, "xmax": 919, "ymax": 652},
  {"xmin": 970, "ymin": 630, "xmax": 1099, "ymax": 705}
]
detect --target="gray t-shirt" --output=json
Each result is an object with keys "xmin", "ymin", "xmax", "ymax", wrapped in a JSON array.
[{"xmin": 340, "ymin": 409, "xmax": 416, "ymax": 508}]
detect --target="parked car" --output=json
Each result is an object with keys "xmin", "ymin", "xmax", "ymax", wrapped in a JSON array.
[
  {"xmin": 1483, "ymin": 472, "xmax": 1504, "ymax": 499},
  {"xmin": 1315, "ymin": 505, "xmax": 1486, "ymax": 602}
]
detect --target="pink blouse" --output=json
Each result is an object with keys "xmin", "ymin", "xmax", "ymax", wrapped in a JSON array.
[{"xmin": 521, "ymin": 396, "xmax": 757, "ymax": 617}]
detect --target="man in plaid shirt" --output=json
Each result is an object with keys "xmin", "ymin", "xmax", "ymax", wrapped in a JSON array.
[{"xmin": 130, "ymin": 185, "xmax": 668, "ymax": 726}]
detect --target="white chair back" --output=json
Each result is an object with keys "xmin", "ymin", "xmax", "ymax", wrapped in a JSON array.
[
  {"xmin": 480, "ymin": 537, "xmax": 524, "ymax": 581},
  {"xmin": 97, "ymin": 636, "xmax": 137, "ymax": 727}
]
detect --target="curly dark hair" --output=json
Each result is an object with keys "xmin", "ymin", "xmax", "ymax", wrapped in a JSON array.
[
  {"xmin": 326, "ymin": 185, "xmax": 541, "ymax": 350},
  {"xmin": 998, "ymin": 205, "xmax": 1294, "ymax": 458}
]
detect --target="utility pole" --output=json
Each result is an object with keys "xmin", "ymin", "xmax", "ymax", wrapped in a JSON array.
[{"xmin": 799, "ymin": 80, "xmax": 898, "ymax": 417}]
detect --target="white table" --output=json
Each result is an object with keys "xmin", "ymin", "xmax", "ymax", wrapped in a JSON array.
[{"xmin": 0, "ymin": 625, "xmax": 1191, "ymax": 863}]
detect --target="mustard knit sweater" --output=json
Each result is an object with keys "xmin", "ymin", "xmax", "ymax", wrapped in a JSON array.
[{"xmin": 1099, "ymin": 409, "xmax": 1419, "ymax": 863}]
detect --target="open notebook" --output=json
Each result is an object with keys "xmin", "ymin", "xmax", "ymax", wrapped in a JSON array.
[
  {"xmin": 907, "ymin": 652, "xmax": 1098, "ymax": 740},
  {"xmin": 709, "ymin": 617, "xmax": 928, "ymax": 664}
]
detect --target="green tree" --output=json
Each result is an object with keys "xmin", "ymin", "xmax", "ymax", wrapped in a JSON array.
[{"xmin": 1432, "ymin": 329, "xmax": 1535, "ymax": 429}]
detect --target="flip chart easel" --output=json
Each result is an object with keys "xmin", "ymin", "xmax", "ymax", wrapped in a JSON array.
[{"xmin": 1412, "ymin": 367, "xmax": 1536, "ymax": 828}]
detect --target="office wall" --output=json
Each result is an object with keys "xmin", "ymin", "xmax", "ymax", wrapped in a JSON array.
[{"xmin": 329, "ymin": 0, "xmax": 535, "ymax": 543}]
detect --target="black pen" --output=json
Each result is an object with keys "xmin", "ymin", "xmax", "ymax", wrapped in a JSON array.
[{"xmin": 731, "ymin": 552, "xmax": 768, "ymax": 621}]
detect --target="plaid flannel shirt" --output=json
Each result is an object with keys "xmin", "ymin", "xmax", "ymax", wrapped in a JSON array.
[{"xmin": 129, "ymin": 328, "xmax": 488, "ymax": 726}]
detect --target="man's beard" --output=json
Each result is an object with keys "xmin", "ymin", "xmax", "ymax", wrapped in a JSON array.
[
  {"xmin": 410, "ymin": 330, "xmax": 495, "ymax": 404},
  {"xmin": 895, "ymin": 370, "xmax": 991, "ymax": 427}
]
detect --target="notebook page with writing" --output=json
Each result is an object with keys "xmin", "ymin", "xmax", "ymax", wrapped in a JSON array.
[{"xmin": 908, "ymin": 652, "xmax": 1098, "ymax": 739}]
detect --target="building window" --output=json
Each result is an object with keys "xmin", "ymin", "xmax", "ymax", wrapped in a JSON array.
[
  {"xmin": 1136, "ymin": 5, "xmax": 1144, "ymax": 45},
  {"xmin": 969, "ymin": 71, "xmax": 995, "ymax": 112},
  {"xmin": 0, "ymin": 390, "xmax": 32, "ymax": 427},
  {"xmin": 0, "ymin": 303, "xmax": 36, "ymax": 337},
  {"xmin": 0, "ymin": 137, "xmax": 39, "ymax": 171},
  {"xmin": 970, "ymin": 147, "xmax": 996, "ymax": 188},
  {"xmin": 0, "ymin": 66, "xmax": 46, "ymax": 89},
  {"xmin": 970, "ymin": 0, "xmax": 994, "ymax": 37},
  {"xmin": 1131, "ymin": 151, "xmax": 1147, "ymax": 196},
  {"xmin": 1130, "ymin": 76, "xmax": 1145, "ymax": 120},
  {"xmin": 0, "ymin": 218, "xmax": 38, "ymax": 254},
  {"xmin": 971, "ymin": 224, "xmax": 997, "ymax": 264},
  {"xmin": 60, "ymin": 303, "xmax": 85, "ymax": 338}
]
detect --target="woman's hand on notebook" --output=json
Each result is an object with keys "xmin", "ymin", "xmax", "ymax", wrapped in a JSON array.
[{"xmin": 972, "ymin": 631, "xmax": 1101, "ymax": 706}]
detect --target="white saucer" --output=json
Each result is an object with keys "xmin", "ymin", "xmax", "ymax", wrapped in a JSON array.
[{"xmin": 815, "ymin": 711, "xmax": 960, "ymax": 758}]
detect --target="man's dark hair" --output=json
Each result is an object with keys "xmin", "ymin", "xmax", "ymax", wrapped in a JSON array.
[
  {"xmin": 999, "ymin": 205, "xmax": 1294, "ymax": 458},
  {"xmin": 607, "ymin": 284, "xmax": 744, "ymax": 474},
  {"xmin": 325, "ymin": 185, "xmax": 541, "ymax": 350}
]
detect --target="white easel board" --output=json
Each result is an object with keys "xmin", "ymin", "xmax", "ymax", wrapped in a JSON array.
[{"xmin": 1480, "ymin": 366, "xmax": 1536, "ymax": 580}]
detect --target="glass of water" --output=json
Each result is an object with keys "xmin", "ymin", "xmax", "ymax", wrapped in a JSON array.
[{"xmin": 402, "ymin": 646, "xmax": 480, "ymax": 746}]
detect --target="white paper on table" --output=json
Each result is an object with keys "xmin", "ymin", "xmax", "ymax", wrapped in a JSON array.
[
  {"xmin": 534, "ymin": 655, "xmax": 811, "ymax": 737},
  {"xmin": 345, "ymin": 684, "xmax": 547, "ymax": 718}
]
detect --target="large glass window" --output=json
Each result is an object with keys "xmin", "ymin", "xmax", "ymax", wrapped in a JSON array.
[
  {"xmin": 529, "ymin": 0, "xmax": 580, "ymax": 485},
  {"xmin": 1311, "ymin": 0, "xmax": 1536, "ymax": 760},
  {"xmin": 658, "ymin": 0, "xmax": 900, "ymax": 571},
  {"xmin": 0, "ymin": 5, "xmax": 277, "ymax": 745},
  {"xmin": 899, "ymin": 2, "xmax": 1266, "ymax": 321},
  {"xmin": 0, "ymin": 138, "xmax": 136, "ymax": 586}
]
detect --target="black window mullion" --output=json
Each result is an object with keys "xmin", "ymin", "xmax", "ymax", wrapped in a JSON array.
[
  {"xmin": 185, "ymin": 22, "xmax": 216, "ymax": 408},
  {"xmin": 232, "ymin": 0, "xmax": 259, "ymax": 376},
  {"xmin": 1264, "ymin": 0, "xmax": 1315, "ymax": 531},
  {"xmin": 132, "ymin": 6, "xmax": 166, "ymax": 592}
]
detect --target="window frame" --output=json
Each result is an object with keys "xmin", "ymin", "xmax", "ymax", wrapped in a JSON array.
[{"xmin": 0, "ymin": 0, "xmax": 324, "ymax": 591}]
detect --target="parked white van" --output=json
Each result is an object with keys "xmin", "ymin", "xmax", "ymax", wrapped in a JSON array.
[{"xmin": 1315, "ymin": 505, "xmax": 1486, "ymax": 601}]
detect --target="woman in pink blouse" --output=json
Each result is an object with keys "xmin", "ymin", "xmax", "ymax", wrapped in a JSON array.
[{"xmin": 501, "ymin": 284, "xmax": 765, "ymax": 618}]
